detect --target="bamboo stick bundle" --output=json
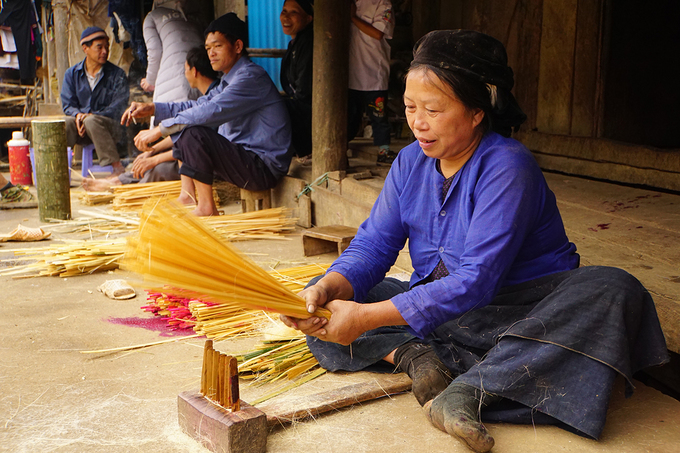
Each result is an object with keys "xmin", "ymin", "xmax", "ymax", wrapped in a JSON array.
[
  {"xmin": 142, "ymin": 292, "xmax": 200, "ymax": 330},
  {"xmin": 202, "ymin": 207, "xmax": 297, "ymax": 241},
  {"xmin": 122, "ymin": 199, "xmax": 330, "ymax": 321},
  {"xmin": 109, "ymin": 181, "xmax": 219, "ymax": 211},
  {"xmin": 80, "ymin": 191, "xmax": 115, "ymax": 205},
  {"xmin": 42, "ymin": 209, "xmax": 140, "ymax": 236},
  {"xmin": 110, "ymin": 181, "xmax": 183, "ymax": 211},
  {"xmin": 236, "ymin": 334, "xmax": 327, "ymax": 405},
  {"xmin": 0, "ymin": 238, "xmax": 126, "ymax": 277},
  {"xmin": 267, "ymin": 263, "xmax": 331, "ymax": 293},
  {"xmin": 141, "ymin": 263, "xmax": 330, "ymax": 338}
]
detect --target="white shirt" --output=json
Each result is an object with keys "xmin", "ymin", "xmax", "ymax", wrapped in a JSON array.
[
  {"xmin": 86, "ymin": 67, "xmax": 104, "ymax": 91},
  {"xmin": 348, "ymin": 0, "xmax": 394, "ymax": 91}
]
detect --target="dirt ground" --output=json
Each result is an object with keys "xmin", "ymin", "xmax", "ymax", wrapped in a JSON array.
[{"xmin": 1, "ymin": 174, "xmax": 680, "ymax": 453}]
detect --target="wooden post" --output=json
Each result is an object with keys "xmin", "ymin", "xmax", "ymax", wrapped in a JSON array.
[
  {"xmin": 312, "ymin": 0, "xmax": 350, "ymax": 180},
  {"xmin": 40, "ymin": 6, "xmax": 52, "ymax": 103},
  {"xmin": 31, "ymin": 120, "xmax": 71, "ymax": 221},
  {"xmin": 52, "ymin": 0, "xmax": 70, "ymax": 93}
]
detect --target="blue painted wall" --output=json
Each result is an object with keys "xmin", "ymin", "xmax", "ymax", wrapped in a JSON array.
[{"xmin": 248, "ymin": 0, "xmax": 290, "ymax": 90}]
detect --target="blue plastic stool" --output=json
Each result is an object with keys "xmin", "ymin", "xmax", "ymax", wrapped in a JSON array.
[
  {"xmin": 29, "ymin": 147, "xmax": 73, "ymax": 187},
  {"xmin": 81, "ymin": 144, "xmax": 113, "ymax": 177}
]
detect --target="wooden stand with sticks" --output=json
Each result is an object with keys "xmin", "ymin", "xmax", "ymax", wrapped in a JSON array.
[{"xmin": 178, "ymin": 340, "xmax": 267, "ymax": 453}]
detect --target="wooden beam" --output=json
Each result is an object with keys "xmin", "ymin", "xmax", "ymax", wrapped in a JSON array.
[
  {"xmin": 517, "ymin": 130, "xmax": 680, "ymax": 191},
  {"xmin": 0, "ymin": 116, "xmax": 67, "ymax": 128},
  {"xmin": 311, "ymin": 0, "xmax": 349, "ymax": 179}
]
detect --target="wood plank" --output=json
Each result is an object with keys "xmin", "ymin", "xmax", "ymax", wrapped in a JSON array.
[
  {"xmin": 259, "ymin": 372, "xmax": 412, "ymax": 427},
  {"xmin": 571, "ymin": 0, "xmax": 603, "ymax": 136},
  {"xmin": 0, "ymin": 201, "xmax": 38, "ymax": 209},
  {"xmin": 532, "ymin": 152, "xmax": 680, "ymax": 192},
  {"xmin": 536, "ymin": 0, "xmax": 578, "ymax": 134},
  {"xmin": 302, "ymin": 225, "xmax": 358, "ymax": 257},
  {"xmin": 517, "ymin": 130, "xmax": 680, "ymax": 191},
  {"xmin": 513, "ymin": 0, "xmax": 544, "ymax": 131},
  {"xmin": 0, "ymin": 115, "xmax": 67, "ymax": 128}
]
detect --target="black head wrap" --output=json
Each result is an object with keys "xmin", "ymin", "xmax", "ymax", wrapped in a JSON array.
[
  {"xmin": 205, "ymin": 13, "xmax": 249, "ymax": 47},
  {"xmin": 283, "ymin": 0, "xmax": 314, "ymax": 17},
  {"xmin": 411, "ymin": 30, "xmax": 526, "ymax": 137}
]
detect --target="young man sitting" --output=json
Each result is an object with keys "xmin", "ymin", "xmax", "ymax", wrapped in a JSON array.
[
  {"xmin": 122, "ymin": 13, "xmax": 292, "ymax": 216},
  {"xmin": 82, "ymin": 47, "xmax": 219, "ymax": 192}
]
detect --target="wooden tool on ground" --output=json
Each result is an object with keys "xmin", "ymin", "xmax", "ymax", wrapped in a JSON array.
[
  {"xmin": 178, "ymin": 341, "xmax": 414, "ymax": 453},
  {"xmin": 178, "ymin": 340, "xmax": 268, "ymax": 453}
]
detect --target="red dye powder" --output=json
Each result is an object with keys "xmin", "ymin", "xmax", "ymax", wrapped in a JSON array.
[{"xmin": 106, "ymin": 316, "xmax": 194, "ymax": 337}]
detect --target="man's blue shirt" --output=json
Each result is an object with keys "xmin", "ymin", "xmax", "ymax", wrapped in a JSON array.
[
  {"xmin": 328, "ymin": 133, "xmax": 580, "ymax": 338},
  {"xmin": 155, "ymin": 57, "xmax": 292, "ymax": 178},
  {"xmin": 61, "ymin": 59, "xmax": 129, "ymax": 120}
]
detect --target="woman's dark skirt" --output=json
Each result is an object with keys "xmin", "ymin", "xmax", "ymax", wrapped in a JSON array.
[{"xmin": 306, "ymin": 266, "xmax": 669, "ymax": 439}]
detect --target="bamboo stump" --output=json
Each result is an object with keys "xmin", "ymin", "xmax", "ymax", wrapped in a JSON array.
[{"xmin": 32, "ymin": 119, "xmax": 71, "ymax": 221}]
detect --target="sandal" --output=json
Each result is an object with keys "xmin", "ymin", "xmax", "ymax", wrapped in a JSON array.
[{"xmin": 0, "ymin": 224, "xmax": 51, "ymax": 242}]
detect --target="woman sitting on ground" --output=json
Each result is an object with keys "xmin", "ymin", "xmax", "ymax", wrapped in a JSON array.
[{"xmin": 281, "ymin": 30, "xmax": 668, "ymax": 453}]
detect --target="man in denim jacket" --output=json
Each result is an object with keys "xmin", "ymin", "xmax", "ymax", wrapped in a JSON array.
[{"xmin": 61, "ymin": 27, "xmax": 130, "ymax": 177}]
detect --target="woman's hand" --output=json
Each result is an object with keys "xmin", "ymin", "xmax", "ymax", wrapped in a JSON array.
[
  {"xmin": 313, "ymin": 299, "xmax": 367, "ymax": 346},
  {"xmin": 280, "ymin": 284, "xmax": 330, "ymax": 336},
  {"xmin": 280, "ymin": 298, "xmax": 366, "ymax": 346}
]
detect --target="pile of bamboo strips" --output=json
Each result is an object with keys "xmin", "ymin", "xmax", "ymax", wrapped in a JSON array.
[
  {"xmin": 108, "ymin": 181, "xmax": 219, "ymax": 211},
  {"xmin": 43, "ymin": 209, "xmax": 140, "ymax": 236},
  {"xmin": 0, "ymin": 238, "xmax": 125, "ymax": 277},
  {"xmin": 79, "ymin": 191, "xmax": 115, "ymax": 206},
  {"xmin": 110, "ymin": 181, "xmax": 184, "ymax": 211},
  {"xmin": 123, "ymin": 199, "xmax": 330, "ymax": 320},
  {"xmin": 203, "ymin": 207, "xmax": 297, "ymax": 241},
  {"xmin": 0, "ymin": 207, "xmax": 303, "ymax": 278},
  {"xmin": 237, "ymin": 333, "xmax": 327, "ymax": 404}
]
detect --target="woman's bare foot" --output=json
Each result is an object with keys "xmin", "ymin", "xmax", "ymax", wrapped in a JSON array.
[
  {"xmin": 423, "ymin": 383, "xmax": 495, "ymax": 453},
  {"xmin": 82, "ymin": 177, "xmax": 121, "ymax": 192}
]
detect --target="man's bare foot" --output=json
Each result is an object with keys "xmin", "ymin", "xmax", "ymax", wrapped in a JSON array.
[
  {"xmin": 82, "ymin": 177, "xmax": 121, "ymax": 192},
  {"xmin": 110, "ymin": 162, "xmax": 125, "ymax": 177},
  {"xmin": 177, "ymin": 193, "xmax": 196, "ymax": 206},
  {"xmin": 423, "ymin": 383, "xmax": 495, "ymax": 453},
  {"xmin": 191, "ymin": 205, "xmax": 220, "ymax": 216}
]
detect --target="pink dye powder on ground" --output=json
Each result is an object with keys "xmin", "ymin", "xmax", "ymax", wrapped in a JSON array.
[{"xmin": 106, "ymin": 316, "xmax": 195, "ymax": 337}]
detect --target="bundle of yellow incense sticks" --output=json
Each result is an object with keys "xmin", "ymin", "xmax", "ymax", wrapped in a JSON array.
[
  {"xmin": 0, "ymin": 238, "xmax": 125, "ymax": 277},
  {"xmin": 122, "ymin": 199, "xmax": 330, "ymax": 320},
  {"xmin": 110, "ymin": 181, "xmax": 219, "ymax": 211}
]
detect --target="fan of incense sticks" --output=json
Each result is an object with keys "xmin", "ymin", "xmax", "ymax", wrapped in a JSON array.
[{"xmin": 123, "ymin": 198, "xmax": 330, "ymax": 320}]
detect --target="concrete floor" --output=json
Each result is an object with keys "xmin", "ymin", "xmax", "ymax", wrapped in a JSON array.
[{"xmin": 1, "ymin": 172, "xmax": 680, "ymax": 453}]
